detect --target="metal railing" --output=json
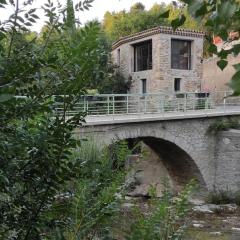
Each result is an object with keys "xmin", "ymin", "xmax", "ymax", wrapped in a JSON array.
[{"xmin": 53, "ymin": 91, "xmax": 240, "ymax": 117}]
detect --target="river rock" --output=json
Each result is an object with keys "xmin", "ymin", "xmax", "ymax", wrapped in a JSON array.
[
  {"xmin": 122, "ymin": 203, "xmax": 135, "ymax": 209},
  {"xmin": 192, "ymin": 223, "xmax": 204, "ymax": 228},
  {"xmin": 210, "ymin": 232, "xmax": 222, "ymax": 236},
  {"xmin": 192, "ymin": 204, "xmax": 214, "ymax": 213},
  {"xmin": 232, "ymin": 227, "xmax": 240, "ymax": 231},
  {"xmin": 193, "ymin": 203, "xmax": 238, "ymax": 214}
]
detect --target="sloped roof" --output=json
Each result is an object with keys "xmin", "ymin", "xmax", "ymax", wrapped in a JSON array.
[{"xmin": 112, "ymin": 26, "xmax": 205, "ymax": 50}]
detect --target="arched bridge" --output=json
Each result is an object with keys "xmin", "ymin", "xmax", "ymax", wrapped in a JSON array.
[{"xmin": 67, "ymin": 91, "xmax": 240, "ymax": 194}]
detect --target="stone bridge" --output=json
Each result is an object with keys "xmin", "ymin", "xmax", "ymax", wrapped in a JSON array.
[
  {"xmin": 77, "ymin": 114, "xmax": 240, "ymax": 195},
  {"xmin": 69, "ymin": 92, "xmax": 240, "ymax": 194}
]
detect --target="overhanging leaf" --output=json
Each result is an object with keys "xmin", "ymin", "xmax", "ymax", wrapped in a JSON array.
[
  {"xmin": 171, "ymin": 15, "xmax": 186, "ymax": 31},
  {"xmin": 217, "ymin": 59, "xmax": 228, "ymax": 71},
  {"xmin": 208, "ymin": 43, "xmax": 217, "ymax": 54},
  {"xmin": 230, "ymin": 70, "xmax": 240, "ymax": 95},
  {"xmin": 159, "ymin": 10, "xmax": 170, "ymax": 18},
  {"xmin": 233, "ymin": 63, "xmax": 240, "ymax": 71},
  {"xmin": 0, "ymin": 93, "xmax": 14, "ymax": 102}
]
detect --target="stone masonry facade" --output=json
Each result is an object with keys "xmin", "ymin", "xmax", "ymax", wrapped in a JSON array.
[{"xmin": 112, "ymin": 26, "xmax": 204, "ymax": 94}]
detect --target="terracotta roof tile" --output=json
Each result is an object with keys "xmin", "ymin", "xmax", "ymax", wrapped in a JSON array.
[{"xmin": 112, "ymin": 26, "xmax": 205, "ymax": 50}]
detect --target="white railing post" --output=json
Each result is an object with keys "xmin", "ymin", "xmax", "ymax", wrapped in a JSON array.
[
  {"xmin": 113, "ymin": 95, "xmax": 115, "ymax": 114},
  {"xmin": 184, "ymin": 93, "xmax": 187, "ymax": 112},
  {"xmin": 83, "ymin": 96, "xmax": 86, "ymax": 112},
  {"xmin": 158, "ymin": 95, "xmax": 162, "ymax": 113},
  {"xmin": 144, "ymin": 95, "xmax": 147, "ymax": 113},
  {"xmin": 138, "ymin": 95, "xmax": 141, "ymax": 113},
  {"xmin": 162, "ymin": 97, "xmax": 164, "ymax": 113},
  {"xmin": 107, "ymin": 96, "xmax": 110, "ymax": 115},
  {"xmin": 86, "ymin": 99, "xmax": 89, "ymax": 114},
  {"xmin": 224, "ymin": 91, "xmax": 227, "ymax": 112},
  {"xmin": 126, "ymin": 95, "xmax": 129, "ymax": 114},
  {"xmin": 205, "ymin": 94, "xmax": 208, "ymax": 110}
]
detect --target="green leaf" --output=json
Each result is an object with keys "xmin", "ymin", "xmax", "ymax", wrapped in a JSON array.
[
  {"xmin": 230, "ymin": 70, "xmax": 240, "ymax": 95},
  {"xmin": 17, "ymin": 16, "xmax": 25, "ymax": 23},
  {"xmin": 0, "ymin": 32, "xmax": 5, "ymax": 41},
  {"xmin": 208, "ymin": 43, "xmax": 217, "ymax": 54},
  {"xmin": 233, "ymin": 44, "xmax": 240, "ymax": 56},
  {"xmin": 218, "ymin": 1, "xmax": 237, "ymax": 19},
  {"xmin": 31, "ymin": 14, "xmax": 40, "ymax": 19},
  {"xmin": 0, "ymin": 0, "xmax": 7, "ymax": 3},
  {"xmin": 218, "ymin": 30, "xmax": 228, "ymax": 41},
  {"xmin": 159, "ymin": 10, "xmax": 170, "ymax": 18},
  {"xmin": 218, "ymin": 49, "xmax": 229, "ymax": 59},
  {"xmin": 0, "ymin": 93, "xmax": 14, "ymax": 102},
  {"xmin": 188, "ymin": 0, "xmax": 203, "ymax": 16},
  {"xmin": 233, "ymin": 63, "xmax": 240, "ymax": 71},
  {"xmin": 195, "ymin": 3, "xmax": 208, "ymax": 18},
  {"xmin": 171, "ymin": 15, "xmax": 186, "ymax": 31},
  {"xmin": 217, "ymin": 59, "xmax": 228, "ymax": 71}
]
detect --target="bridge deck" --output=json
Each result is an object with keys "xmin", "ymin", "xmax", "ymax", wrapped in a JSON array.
[{"xmin": 84, "ymin": 106, "xmax": 240, "ymax": 126}]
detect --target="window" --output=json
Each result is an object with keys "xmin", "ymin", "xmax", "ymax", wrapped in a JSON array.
[
  {"xmin": 174, "ymin": 78, "xmax": 181, "ymax": 92},
  {"xmin": 117, "ymin": 49, "xmax": 120, "ymax": 66},
  {"xmin": 134, "ymin": 40, "xmax": 152, "ymax": 72},
  {"xmin": 141, "ymin": 79, "xmax": 147, "ymax": 94},
  {"xmin": 171, "ymin": 39, "xmax": 191, "ymax": 70}
]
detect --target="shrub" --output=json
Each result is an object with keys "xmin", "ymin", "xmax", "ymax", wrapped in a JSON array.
[
  {"xmin": 125, "ymin": 181, "xmax": 196, "ymax": 240},
  {"xmin": 206, "ymin": 190, "xmax": 240, "ymax": 206},
  {"xmin": 208, "ymin": 117, "xmax": 240, "ymax": 134}
]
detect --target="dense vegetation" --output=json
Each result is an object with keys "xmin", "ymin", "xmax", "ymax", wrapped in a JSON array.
[
  {"xmin": 0, "ymin": 0, "xmax": 194, "ymax": 239},
  {"xmin": 0, "ymin": 0, "xmax": 240, "ymax": 239},
  {"xmin": 103, "ymin": 2, "xmax": 200, "ymax": 42}
]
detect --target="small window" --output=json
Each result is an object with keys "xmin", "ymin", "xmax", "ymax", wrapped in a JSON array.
[
  {"xmin": 171, "ymin": 39, "xmax": 191, "ymax": 70},
  {"xmin": 134, "ymin": 40, "xmax": 152, "ymax": 72},
  {"xmin": 141, "ymin": 79, "xmax": 147, "ymax": 94},
  {"xmin": 174, "ymin": 78, "xmax": 181, "ymax": 92},
  {"xmin": 117, "ymin": 49, "xmax": 120, "ymax": 66}
]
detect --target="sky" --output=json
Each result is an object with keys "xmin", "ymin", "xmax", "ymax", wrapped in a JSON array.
[{"xmin": 0, "ymin": 0, "xmax": 172, "ymax": 32}]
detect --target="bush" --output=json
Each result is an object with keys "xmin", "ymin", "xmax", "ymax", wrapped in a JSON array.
[
  {"xmin": 47, "ymin": 139, "xmax": 130, "ymax": 239},
  {"xmin": 206, "ymin": 190, "xmax": 240, "ymax": 206},
  {"xmin": 125, "ymin": 180, "xmax": 196, "ymax": 240},
  {"xmin": 208, "ymin": 117, "xmax": 240, "ymax": 134}
]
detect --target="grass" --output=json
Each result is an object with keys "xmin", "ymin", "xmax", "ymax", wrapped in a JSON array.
[
  {"xmin": 208, "ymin": 117, "xmax": 240, "ymax": 134},
  {"xmin": 185, "ymin": 229, "xmax": 229, "ymax": 240},
  {"xmin": 206, "ymin": 191, "xmax": 240, "ymax": 206}
]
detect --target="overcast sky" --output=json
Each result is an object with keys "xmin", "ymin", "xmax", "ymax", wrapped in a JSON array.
[{"xmin": 0, "ymin": 0, "xmax": 172, "ymax": 32}]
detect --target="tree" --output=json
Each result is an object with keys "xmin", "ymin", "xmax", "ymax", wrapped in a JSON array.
[
  {"xmin": 102, "ymin": 2, "xmax": 200, "ymax": 42},
  {"xmin": 65, "ymin": 0, "xmax": 76, "ymax": 30},
  {"xmin": 130, "ymin": 2, "xmax": 145, "ymax": 13},
  {"xmin": 0, "ymin": 0, "xmax": 105, "ymax": 238}
]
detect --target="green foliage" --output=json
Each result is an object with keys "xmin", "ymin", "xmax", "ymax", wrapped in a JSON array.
[
  {"xmin": 208, "ymin": 118, "xmax": 240, "ymax": 134},
  {"xmin": 100, "ymin": 70, "xmax": 132, "ymax": 94},
  {"xmin": 103, "ymin": 2, "xmax": 200, "ymax": 42},
  {"xmin": 125, "ymin": 181, "xmax": 196, "ymax": 240},
  {"xmin": 47, "ymin": 139, "xmax": 130, "ymax": 239},
  {"xmin": 0, "ymin": 0, "xmax": 112, "ymax": 239},
  {"xmin": 207, "ymin": 190, "xmax": 240, "ymax": 206},
  {"xmin": 65, "ymin": 0, "xmax": 76, "ymax": 30}
]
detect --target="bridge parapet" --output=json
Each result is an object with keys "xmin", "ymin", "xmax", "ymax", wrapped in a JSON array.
[{"xmin": 54, "ymin": 91, "xmax": 240, "ymax": 118}]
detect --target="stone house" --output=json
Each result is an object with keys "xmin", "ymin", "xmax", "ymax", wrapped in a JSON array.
[{"xmin": 111, "ymin": 26, "xmax": 204, "ymax": 94}]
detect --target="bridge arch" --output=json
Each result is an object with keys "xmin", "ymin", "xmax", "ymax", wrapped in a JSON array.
[{"xmin": 103, "ymin": 129, "xmax": 207, "ymax": 194}]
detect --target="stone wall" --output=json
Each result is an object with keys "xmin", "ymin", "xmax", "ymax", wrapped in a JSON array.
[
  {"xmin": 214, "ymin": 129, "xmax": 240, "ymax": 193},
  {"xmin": 112, "ymin": 32, "xmax": 204, "ymax": 94}
]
